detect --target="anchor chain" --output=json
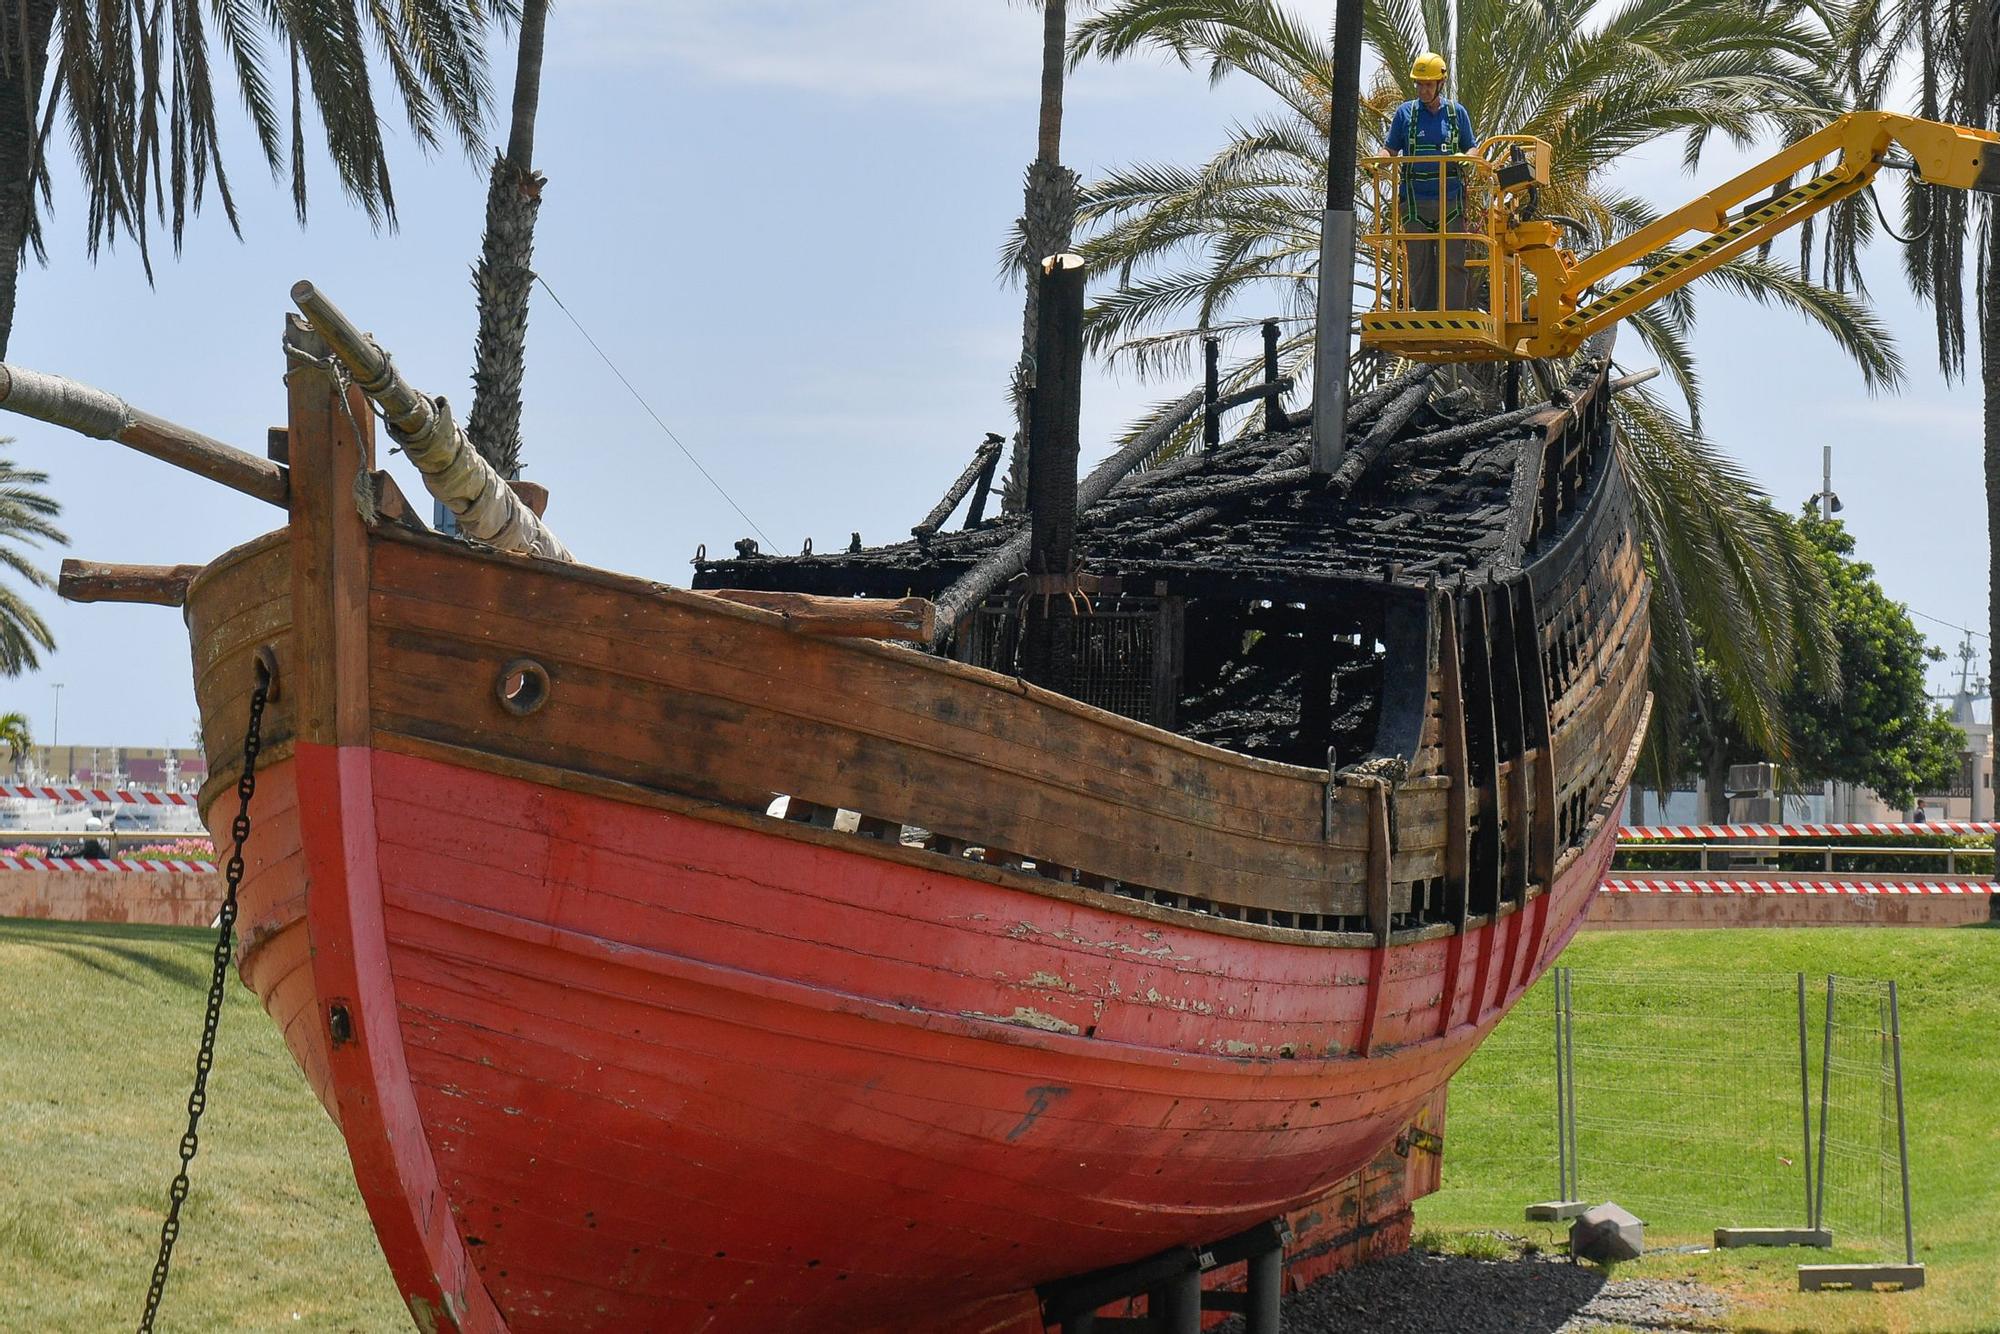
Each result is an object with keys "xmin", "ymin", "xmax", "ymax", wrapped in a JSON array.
[{"xmin": 137, "ymin": 664, "xmax": 270, "ymax": 1333}]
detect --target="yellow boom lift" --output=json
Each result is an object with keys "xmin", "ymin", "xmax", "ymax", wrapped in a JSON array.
[{"xmin": 1359, "ymin": 111, "xmax": 2000, "ymax": 361}]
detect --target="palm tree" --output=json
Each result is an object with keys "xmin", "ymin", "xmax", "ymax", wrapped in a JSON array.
[
  {"xmin": 1000, "ymin": 0, "xmax": 1085, "ymax": 511},
  {"xmin": 1067, "ymin": 0, "xmax": 1861, "ymax": 768},
  {"xmin": 0, "ymin": 0, "xmax": 504, "ymax": 358},
  {"xmin": 467, "ymin": 0, "xmax": 552, "ymax": 479},
  {"xmin": 1839, "ymin": 1, "xmax": 2000, "ymax": 694},
  {"xmin": 0, "ymin": 448, "xmax": 64, "ymax": 675},
  {"xmin": 0, "ymin": 712, "xmax": 30, "ymax": 775}
]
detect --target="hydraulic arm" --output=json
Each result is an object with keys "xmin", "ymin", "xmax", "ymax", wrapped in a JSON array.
[{"xmin": 1358, "ymin": 111, "xmax": 2000, "ymax": 362}]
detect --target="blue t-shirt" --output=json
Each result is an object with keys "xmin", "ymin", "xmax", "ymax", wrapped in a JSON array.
[{"xmin": 1386, "ymin": 98, "xmax": 1476, "ymax": 206}]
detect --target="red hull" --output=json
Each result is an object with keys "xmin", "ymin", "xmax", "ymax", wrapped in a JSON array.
[
  {"xmin": 234, "ymin": 738, "xmax": 1622, "ymax": 1332},
  {"xmin": 188, "ymin": 321, "xmax": 1648, "ymax": 1331}
]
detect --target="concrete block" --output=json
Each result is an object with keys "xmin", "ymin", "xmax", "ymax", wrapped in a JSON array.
[
  {"xmin": 1798, "ymin": 1263, "xmax": 1925, "ymax": 1291},
  {"xmin": 1715, "ymin": 1227, "xmax": 1831, "ymax": 1249},
  {"xmin": 1570, "ymin": 1202, "xmax": 1643, "ymax": 1263},
  {"xmin": 1524, "ymin": 1200, "xmax": 1588, "ymax": 1222}
]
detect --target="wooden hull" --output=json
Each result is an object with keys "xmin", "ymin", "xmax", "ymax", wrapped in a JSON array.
[
  {"xmin": 225, "ymin": 736, "xmax": 1621, "ymax": 1332},
  {"xmin": 183, "ymin": 330, "xmax": 1648, "ymax": 1331}
]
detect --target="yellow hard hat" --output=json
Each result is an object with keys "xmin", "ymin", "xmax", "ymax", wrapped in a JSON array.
[{"xmin": 1410, "ymin": 52, "xmax": 1448, "ymax": 81}]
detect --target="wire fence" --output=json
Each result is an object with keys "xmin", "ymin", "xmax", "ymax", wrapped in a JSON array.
[
  {"xmin": 1811, "ymin": 976, "xmax": 1911, "ymax": 1259},
  {"xmin": 1565, "ymin": 967, "xmax": 1813, "ymax": 1238},
  {"xmin": 1457, "ymin": 967, "xmax": 1916, "ymax": 1263}
]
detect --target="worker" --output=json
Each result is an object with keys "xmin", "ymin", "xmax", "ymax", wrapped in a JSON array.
[{"xmin": 1386, "ymin": 53, "xmax": 1478, "ymax": 312}]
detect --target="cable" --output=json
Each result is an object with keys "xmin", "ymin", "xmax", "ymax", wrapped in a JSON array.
[
  {"xmin": 1904, "ymin": 612, "xmax": 1984, "ymax": 640},
  {"xmin": 1865, "ymin": 183, "xmax": 1932, "ymax": 245},
  {"xmin": 535, "ymin": 273, "xmax": 776, "ymax": 549}
]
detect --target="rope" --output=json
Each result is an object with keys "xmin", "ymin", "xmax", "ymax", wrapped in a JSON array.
[{"xmin": 533, "ymin": 274, "xmax": 775, "ymax": 549}]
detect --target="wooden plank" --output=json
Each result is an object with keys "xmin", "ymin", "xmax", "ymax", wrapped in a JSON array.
[
  {"xmin": 702, "ymin": 589, "xmax": 935, "ymax": 642},
  {"xmin": 184, "ymin": 536, "xmax": 295, "ymax": 810},
  {"xmin": 1357, "ymin": 781, "xmax": 1393, "ymax": 1055},
  {"xmin": 58, "ymin": 559, "xmax": 202, "ymax": 606},
  {"xmin": 1436, "ymin": 592, "xmax": 1471, "ymax": 935},
  {"xmin": 1365, "ymin": 781, "xmax": 1394, "ymax": 943},
  {"xmin": 284, "ymin": 314, "xmax": 372, "ymax": 749},
  {"xmin": 361, "ymin": 533, "xmax": 1393, "ymax": 916},
  {"xmin": 1514, "ymin": 579, "xmax": 1559, "ymax": 893}
]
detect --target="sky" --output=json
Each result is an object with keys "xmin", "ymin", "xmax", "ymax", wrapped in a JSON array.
[{"xmin": 0, "ymin": 0, "xmax": 1991, "ymax": 758}]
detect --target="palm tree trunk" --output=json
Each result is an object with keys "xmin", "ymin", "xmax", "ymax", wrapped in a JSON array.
[
  {"xmin": 1002, "ymin": 0, "xmax": 1079, "ymax": 513},
  {"xmin": 466, "ymin": 0, "xmax": 552, "ymax": 479},
  {"xmin": 0, "ymin": 0, "xmax": 59, "ymax": 360},
  {"xmin": 1703, "ymin": 743, "xmax": 1730, "ymax": 824},
  {"xmin": 1985, "ymin": 213, "xmax": 2000, "ymax": 738}
]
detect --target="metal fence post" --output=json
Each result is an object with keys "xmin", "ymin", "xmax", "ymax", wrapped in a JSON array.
[
  {"xmin": 1888, "ymin": 981, "xmax": 1916, "ymax": 1266},
  {"xmin": 1554, "ymin": 966, "xmax": 1569, "ymax": 1205},
  {"xmin": 1813, "ymin": 976, "xmax": 1835, "ymax": 1234},
  {"xmin": 1797, "ymin": 972, "xmax": 1814, "ymax": 1230},
  {"xmin": 1563, "ymin": 967, "xmax": 1580, "ymax": 1203}
]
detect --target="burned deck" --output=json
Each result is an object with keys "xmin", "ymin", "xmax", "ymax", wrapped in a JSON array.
[
  {"xmin": 693, "ymin": 349, "xmax": 1615, "ymax": 770},
  {"xmin": 695, "ymin": 377, "xmax": 1562, "ymax": 603}
]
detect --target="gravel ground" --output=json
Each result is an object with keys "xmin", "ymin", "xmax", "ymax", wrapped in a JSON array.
[{"xmin": 1210, "ymin": 1246, "xmax": 1727, "ymax": 1333}]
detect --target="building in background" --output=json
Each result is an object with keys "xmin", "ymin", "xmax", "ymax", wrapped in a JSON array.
[
  {"xmin": 15, "ymin": 745, "xmax": 207, "ymax": 791},
  {"xmin": 1626, "ymin": 649, "xmax": 1992, "ymax": 825}
]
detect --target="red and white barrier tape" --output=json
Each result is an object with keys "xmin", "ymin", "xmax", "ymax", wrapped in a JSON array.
[
  {"xmin": 1620, "ymin": 822, "xmax": 2000, "ymax": 840},
  {"xmin": 0, "ymin": 783, "xmax": 195, "ymax": 806},
  {"xmin": 1601, "ymin": 878, "xmax": 1992, "ymax": 896},
  {"xmin": 0, "ymin": 855, "xmax": 215, "ymax": 874}
]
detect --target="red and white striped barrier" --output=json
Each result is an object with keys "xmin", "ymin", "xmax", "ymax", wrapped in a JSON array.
[
  {"xmin": 1601, "ymin": 878, "xmax": 1992, "ymax": 895},
  {"xmin": 0, "ymin": 855, "xmax": 215, "ymax": 874},
  {"xmin": 1620, "ymin": 822, "xmax": 2000, "ymax": 840},
  {"xmin": 0, "ymin": 783, "xmax": 196, "ymax": 806}
]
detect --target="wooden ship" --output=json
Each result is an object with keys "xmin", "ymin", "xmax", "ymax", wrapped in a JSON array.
[{"xmin": 0, "ymin": 271, "xmax": 1648, "ymax": 1332}]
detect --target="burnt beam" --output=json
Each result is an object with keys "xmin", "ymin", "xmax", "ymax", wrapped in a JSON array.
[
  {"xmin": 1020, "ymin": 253, "xmax": 1088, "ymax": 690},
  {"xmin": 914, "ymin": 433, "xmax": 1006, "ymax": 541}
]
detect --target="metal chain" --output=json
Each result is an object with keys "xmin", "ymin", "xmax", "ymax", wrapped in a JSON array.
[{"xmin": 137, "ymin": 668, "xmax": 270, "ymax": 1333}]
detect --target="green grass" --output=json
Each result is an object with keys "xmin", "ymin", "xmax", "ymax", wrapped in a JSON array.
[
  {"xmin": 0, "ymin": 918, "xmax": 406, "ymax": 1330},
  {"xmin": 5, "ymin": 917, "xmax": 1994, "ymax": 1331},
  {"xmin": 1417, "ymin": 926, "xmax": 2000, "ymax": 1333}
]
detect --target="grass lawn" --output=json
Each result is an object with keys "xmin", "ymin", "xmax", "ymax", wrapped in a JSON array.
[
  {"xmin": 0, "ymin": 918, "xmax": 406, "ymax": 1330},
  {"xmin": 4, "ymin": 916, "xmax": 1993, "ymax": 1331},
  {"xmin": 1419, "ymin": 926, "xmax": 2000, "ymax": 1333}
]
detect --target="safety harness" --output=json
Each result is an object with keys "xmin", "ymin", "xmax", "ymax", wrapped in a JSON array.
[{"xmin": 1402, "ymin": 98, "xmax": 1466, "ymax": 221}]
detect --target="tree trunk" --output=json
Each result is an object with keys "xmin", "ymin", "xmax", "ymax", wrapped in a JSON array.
[
  {"xmin": 1703, "ymin": 742, "xmax": 1730, "ymax": 824},
  {"xmin": 1002, "ymin": 0, "xmax": 1078, "ymax": 514},
  {"xmin": 466, "ymin": 0, "xmax": 552, "ymax": 478},
  {"xmin": 1987, "ymin": 217, "xmax": 2000, "ymax": 795},
  {"xmin": 1035, "ymin": 0, "xmax": 1065, "ymax": 163},
  {"xmin": 0, "ymin": 0, "xmax": 60, "ymax": 360}
]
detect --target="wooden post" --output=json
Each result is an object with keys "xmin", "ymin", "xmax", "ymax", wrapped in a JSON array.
[
  {"xmin": 963, "ymin": 443, "xmax": 1002, "ymax": 529},
  {"xmin": 283, "ymin": 314, "xmax": 373, "ymax": 749},
  {"xmin": 914, "ymin": 434, "xmax": 1005, "ymax": 541},
  {"xmin": 1020, "ymin": 254, "xmax": 1087, "ymax": 691},
  {"xmin": 1203, "ymin": 336, "xmax": 1221, "ymax": 456},
  {"xmin": 1262, "ymin": 320, "xmax": 1286, "ymax": 433}
]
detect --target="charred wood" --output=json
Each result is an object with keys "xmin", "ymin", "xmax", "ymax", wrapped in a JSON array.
[
  {"xmin": 914, "ymin": 434, "xmax": 1005, "ymax": 541},
  {"xmin": 1021, "ymin": 255, "xmax": 1087, "ymax": 690}
]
